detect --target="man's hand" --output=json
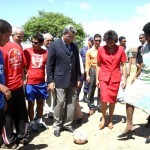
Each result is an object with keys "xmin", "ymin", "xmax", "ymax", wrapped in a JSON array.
[
  {"xmin": 47, "ymin": 83, "xmax": 55, "ymax": 91},
  {"xmin": 0, "ymin": 84, "xmax": 11, "ymax": 100},
  {"xmin": 5, "ymin": 88, "xmax": 11, "ymax": 100},
  {"xmin": 76, "ymin": 81, "xmax": 81, "ymax": 89}
]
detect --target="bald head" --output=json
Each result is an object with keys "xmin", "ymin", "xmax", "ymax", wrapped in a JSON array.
[
  {"xmin": 43, "ymin": 33, "xmax": 53, "ymax": 48},
  {"xmin": 12, "ymin": 26, "xmax": 24, "ymax": 45}
]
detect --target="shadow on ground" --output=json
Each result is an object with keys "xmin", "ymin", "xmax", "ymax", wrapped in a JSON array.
[
  {"xmin": 133, "ymin": 124, "xmax": 150, "ymax": 138},
  {"xmin": 17, "ymin": 144, "xmax": 48, "ymax": 150},
  {"xmin": 117, "ymin": 124, "xmax": 150, "ymax": 142},
  {"xmin": 74, "ymin": 112, "xmax": 89, "ymax": 129}
]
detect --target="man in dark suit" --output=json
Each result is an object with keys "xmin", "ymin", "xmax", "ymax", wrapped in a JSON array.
[
  {"xmin": 46, "ymin": 25, "xmax": 81, "ymax": 137},
  {"xmin": 136, "ymin": 33, "xmax": 147, "ymax": 70}
]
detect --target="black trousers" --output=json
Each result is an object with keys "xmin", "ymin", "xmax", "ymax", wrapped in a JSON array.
[
  {"xmin": 2, "ymin": 86, "xmax": 28, "ymax": 145},
  {"xmin": 87, "ymin": 68, "xmax": 101, "ymax": 110},
  {"xmin": 0, "ymin": 108, "xmax": 5, "ymax": 135}
]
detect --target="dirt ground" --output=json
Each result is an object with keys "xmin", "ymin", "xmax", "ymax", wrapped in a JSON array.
[
  {"xmin": 14, "ymin": 101, "xmax": 150, "ymax": 150},
  {"xmin": 1, "ymin": 64, "xmax": 149, "ymax": 150},
  {"xmin": 14, "ymin": 65, "xmax": 150, "ymax": 150}
]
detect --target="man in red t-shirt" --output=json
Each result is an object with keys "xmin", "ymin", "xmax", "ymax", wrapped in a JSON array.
[
  {"xmin": 1, "ymin": 27, "xmax": 28, "ymax": 148},
  {"xmin": 24, "ymin": 33, "xmax": 48, "ymax": 132}
]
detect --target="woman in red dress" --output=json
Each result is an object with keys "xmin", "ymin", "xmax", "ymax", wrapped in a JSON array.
[{"xmin": 96, "ymin": 30, "xmax": 126, "ymax": 129}]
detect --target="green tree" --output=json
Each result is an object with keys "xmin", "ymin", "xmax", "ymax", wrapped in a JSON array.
[{"xmin": 23, "ymin": 11, "xmax": 87, "ymax": 48}]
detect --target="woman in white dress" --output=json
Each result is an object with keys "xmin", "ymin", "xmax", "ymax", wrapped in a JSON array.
[{"xmin": 118, "ymin": 22, "xmax": 150, "ymax": 144}]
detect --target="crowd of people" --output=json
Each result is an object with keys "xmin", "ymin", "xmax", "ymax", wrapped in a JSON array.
[{"xmin": 0, "ymin": 19, "xmax": 150, "ymax": 149}]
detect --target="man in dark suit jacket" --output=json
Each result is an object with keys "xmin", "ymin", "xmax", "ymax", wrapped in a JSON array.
[
  {"xmin": 136, "ymin": 33, "xmax": 147, "ymax": 69},
  {"xmin": 46, "ymin": 25, "xmax": 81, "ymax": 137}
]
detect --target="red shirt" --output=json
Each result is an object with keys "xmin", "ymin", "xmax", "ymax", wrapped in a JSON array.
[
  {"xmin": 1, "ymin": 42, "xmax": 26, "ymax": 90},
  {"xmin": 24, "ymin": 47, "xmax": 47, "ymax": 84},
  {"xmin": 97, "ymin": 45, "xmax": 126, "ymax": 83}
]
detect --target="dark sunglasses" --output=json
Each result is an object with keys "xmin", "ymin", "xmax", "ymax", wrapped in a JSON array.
[
  {"xmin": 95, "ymin": 40, "xmax": 101, "ymax": 42},
  {"xmin": 139, "ymin": 37, "xmax": 143, "ymax": 39},
  {"xmin": 32, "ymin": 41, "xmax": 39, "ymax": 44}
]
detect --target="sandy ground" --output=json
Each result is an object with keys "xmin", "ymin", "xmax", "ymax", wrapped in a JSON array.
[
  {"xmin": 2, "ymin": 65, "xmax": 150, "ymax": 150},
  {"xmin": 15, "ymin": 101, "xmax": 150, "ymax": 150}
]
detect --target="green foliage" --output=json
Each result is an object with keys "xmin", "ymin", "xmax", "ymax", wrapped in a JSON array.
[{"xmin": 23, "ymin": 10, "xmax": 87, "ymax": 48}]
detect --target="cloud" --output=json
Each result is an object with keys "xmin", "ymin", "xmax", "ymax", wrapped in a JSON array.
[
  {"xmin": 83, "ymin": 3, "xmax": 150, "ymax": 48},
  {"xmin": 136, "ymin": 3, "xmax": 150, "ymax": 16},
  {"xmin": 79, "ymin": 2, "xmax": 91, "ymax": 10}
]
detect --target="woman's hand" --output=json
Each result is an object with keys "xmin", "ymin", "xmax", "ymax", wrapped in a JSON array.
[
  {"xmin": 131, "ymin": 76, "xmax": 137, "ymax": 85},
  {"xmin": 121, "ymin": 80, "xmax": 126, "ymax": 89},
  {"xmin": 96, "ymin": 79, "xmax": 100, "ymax": 88}
]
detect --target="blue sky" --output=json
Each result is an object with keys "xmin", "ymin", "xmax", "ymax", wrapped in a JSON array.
[{"xmin": 1, "ymin": 0, "xmax": 150, "ymax": 47}]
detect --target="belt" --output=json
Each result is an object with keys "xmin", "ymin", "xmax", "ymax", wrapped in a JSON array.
[{"xmin": 90, "ymin": 67, "xmax": 96, "ymax": 69}]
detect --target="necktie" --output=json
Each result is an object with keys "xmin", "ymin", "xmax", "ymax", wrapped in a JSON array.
[
  {"xmin": 141, "ymin": 45, "xmax": 144, "ymax": 54},
  {"xmin": 66, "ymin": 44, "xmax": 71, "ymax": 51}
]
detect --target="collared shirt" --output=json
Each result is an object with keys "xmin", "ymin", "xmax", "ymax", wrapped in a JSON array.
[
  {"xmin": 62, "ymin": 37, "xmax": 71, "ymax": 50},
  {"xmin": 42, "ymin": 45, "xmax": 48, "ymax": 50},
  {"xmin": 141, "ymin": 42, "xmax": 147, "ymax": 54},
  {"xmin": 136, "ymin": 43, "xmax": 147, "ymax": 64},
  {"xmin": 86, "ymin": 46, "xmax": 98, "ymax": 72},
  {"xmin": 80, "ymin": 46, "xmax": 88, "ymax": 65},
  {"xmin": 79, "ymin": 54, "xmax": 84, "ymax": 74}
]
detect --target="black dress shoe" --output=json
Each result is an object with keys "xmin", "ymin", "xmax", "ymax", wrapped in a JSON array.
[
  {"xmin": 76, "ymin": 118, "xmax": 83, "ymax": 124},
  {"xmin": 145, "ymin": 136, "xmax": 150, "ymax": 144},
  {"xmin": 118, "ymin": 130, "xmax": 134, "ymax": 138},
  {"xmin": 19, "ymin": 137, "xmax": 28, "ymax": 145},
  {"xmin": 54, "ymin": 130, "xmax": 61, "ymax": 137},
  {"xmin": 97, "ymin": 107, "xmax": 101, "ymax": 112},
  {"xmin": 68, "ymin": 127, "xmax": 75, "ymax": 132},
  {"xmin": 64, "ymin": 127, "xmax": 75, "ymax": 133},
  {"xmin": 80, "ymin": 97, "xmax": 88, "ymax": 103}
]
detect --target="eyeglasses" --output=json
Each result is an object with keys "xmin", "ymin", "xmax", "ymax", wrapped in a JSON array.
[
  {"xmin": 139, "ymin": 37, "xmax": 143, "ymax": 39},
  {"xmin": 32, "ymin": 41, "xmax": 39, "ymax": 44},
  {"xmin": 46, "ymin": 40, "xmax": 52, "ymax": 42},
  {"xmin": 94, "ymin": 40, "xmax": 101, "ymax": 42}
]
